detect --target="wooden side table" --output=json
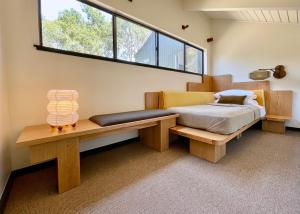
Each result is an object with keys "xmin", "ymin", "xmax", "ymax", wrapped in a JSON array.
[{"xmin": 262, "ymin": 115, "xmax": 291, "ymax": 134}]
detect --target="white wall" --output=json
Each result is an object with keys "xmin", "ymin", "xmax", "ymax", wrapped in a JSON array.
[
  {"xmin": 212, "ymin": 20, "xmax": 300, "ymax": 128},
  {"xmin": 0, "ymin": 3, "xmax": 12, "ymax": 197},
  {"xmin": 2, "ymin": 0, "xmax": 212, "ymax": 170}
]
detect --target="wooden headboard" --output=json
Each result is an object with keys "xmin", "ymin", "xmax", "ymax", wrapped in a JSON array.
[
  {"xmin": 187, "ymin": 75, "xmax": 271, "ymax": 92},
  {"xmin": 146, "ymin": 74, "xmax": 293, "ymax": 117},
  {"xmin": 145, "ymin": 92, "xmax": 162, "ymax": 110},
  {"xmin": 186, "ymin": 74, "xmax": 293, "ymax": 117}
]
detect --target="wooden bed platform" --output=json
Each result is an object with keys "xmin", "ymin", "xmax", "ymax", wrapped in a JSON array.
[
  {"xmin": 170, "ymin": 119, "xmax": 259, "ymax": 163},
  {"xmin": 145, "ymin": 91, "xmax": 263, "ymax": 163},
  {"xmin": 145, "ymin": 75, "xmax": 292, "ymax": 163}
]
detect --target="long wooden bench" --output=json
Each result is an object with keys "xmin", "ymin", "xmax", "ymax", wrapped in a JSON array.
[{"xmin": 16, "ymin": 114, "xmax": 179, "ymax": 193}]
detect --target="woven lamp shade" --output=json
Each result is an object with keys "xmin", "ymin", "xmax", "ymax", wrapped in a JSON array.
[
  {"xmin": 249, "ymin": 70, "xmax": 271, "ymax": 80},
  {"xmin": 47, "ymin": 90, "xmax": 79, "ymax": 127}
]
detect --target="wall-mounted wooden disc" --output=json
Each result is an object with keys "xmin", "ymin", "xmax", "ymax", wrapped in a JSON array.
[{"xmin": 273, "ymin": 65, "xmax": 286, "ymax": 79}]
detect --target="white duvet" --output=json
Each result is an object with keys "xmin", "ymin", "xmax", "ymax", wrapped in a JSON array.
[{"xmin": 168, "ymin": 103, "xmax": 264, "ymax": 135}]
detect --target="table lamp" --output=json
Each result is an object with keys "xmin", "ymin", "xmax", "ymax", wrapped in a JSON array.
[{"xmin": 47, "ymin": 90, "xmax": 79, "ymax": 131}]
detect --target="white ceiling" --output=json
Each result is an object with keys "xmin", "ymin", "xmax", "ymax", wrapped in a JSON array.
[{"xmin": 205, "ymin": 9, "xmax": 300, "ymax": 24}]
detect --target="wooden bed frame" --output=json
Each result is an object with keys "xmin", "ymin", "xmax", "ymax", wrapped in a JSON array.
[{"xmin": 145, "ymin": 74, "xmax": 293, "ymax": 163}]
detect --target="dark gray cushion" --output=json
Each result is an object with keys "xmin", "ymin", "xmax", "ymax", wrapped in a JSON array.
[{"xmin": 89, "ymin": 110, "xmax": 175, "ymax": 127}]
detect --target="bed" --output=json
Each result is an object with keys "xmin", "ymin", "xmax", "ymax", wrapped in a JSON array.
[
  {"xmin": 144, "ymin": 89, "xmax": 267, "ymax": 163},
  {"xmin": 168, "ymin": 103, "xmax": 264, "ymax": 135}
]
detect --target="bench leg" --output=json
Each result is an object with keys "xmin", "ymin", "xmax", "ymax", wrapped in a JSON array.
[
  {"xmin": 56, "ymin": 138, "xmax": 81, "ymax": 193},
  {"xmin": 190, "ymin": 139, "xmax": 226, "ymax": 163},
  {"xmin": 30, "ymin": 137, "xmax": 81, "ymax": 193},
  {"xmin": 139, "ymin": 118, "xmax": 176, "ymax": 152}
]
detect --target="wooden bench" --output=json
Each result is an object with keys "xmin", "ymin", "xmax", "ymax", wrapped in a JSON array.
[{"xmin": 16, "ymin": 114, "xmax": 178, "ymax": 193}]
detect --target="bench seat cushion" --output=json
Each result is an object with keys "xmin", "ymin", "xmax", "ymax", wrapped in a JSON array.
[{"xmin": 90, "ymin": 110, "xmax": 175, "ymax": 127}]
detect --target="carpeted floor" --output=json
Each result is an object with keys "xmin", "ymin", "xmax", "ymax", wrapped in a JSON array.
[{"xmin": 4, "ymin": 130, "xmax": 300, "ymax": 214}]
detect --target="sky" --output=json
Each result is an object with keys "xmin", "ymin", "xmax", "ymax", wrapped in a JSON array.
[
  {"xmin": 41, "ymin": 0, "xmax": 112, "ymax": 21},
  {"xmin": 41, "ymin": 0, "xmax": 82, "ymax": 20}
]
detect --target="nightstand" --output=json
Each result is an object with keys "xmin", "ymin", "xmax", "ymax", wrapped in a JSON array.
[{"xmin": 262, "ymin": 115, "xmax": 291, "ymax": 134}]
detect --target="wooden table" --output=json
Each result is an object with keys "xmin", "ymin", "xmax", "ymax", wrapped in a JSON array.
[
  {"xmin": 17, "ymin": 115, "xmax": 178, "ymax": 193},
  {"xmin": 262, "ymin": 115, "xmax": 291, "ymax": 134}
]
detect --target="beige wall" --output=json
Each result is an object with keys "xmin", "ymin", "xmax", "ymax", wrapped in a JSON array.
[
  {"xmin": 0, "ymin": 3, "xmax": 11, "ymax": 197},
  {"xmin": 3, "ymin": 0, "xmax": 212, "ymax": 169},
  {"xmin": 212, "ymin": 20, "xmax": 300, "ymax": 128}
]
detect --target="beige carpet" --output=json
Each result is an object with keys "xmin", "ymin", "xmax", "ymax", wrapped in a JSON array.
[{"xmin": 4, "ymin": 130, "xmax": 300, "ymax": 214}]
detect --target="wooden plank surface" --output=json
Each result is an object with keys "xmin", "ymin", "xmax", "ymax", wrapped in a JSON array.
[
  {"xmin": 262, "ymin": 120, "xmax": 286, "ymax": 134},
  {"xmin": 212, "ymin": 75, "xmax": 233, "ymax": 92},
  {"xmin": 170, "ymin": 119, "xmax": 260, "ymax": 146},
  {"xmin": 265, "ymin": 115, "xmax": 291, "ymax": 122},
  {"xmin": 80, "ymin": 122, "xmax": 158, "ymax": 142},
  {"xmin": 145, "ymin": 92, "xmax": 160, "ymax": 110},
  {"xmin": 190, "ymin": 140, "xmax": 226, "ymax": 163},
  {"xmin": 56, "ymin": 138, "xmax": 80, "ymax": 193},
  {"xmin": 187, "ymin": 75, "xmax": 212, "ymax": 92},
  {"xmin": 17, "ymin": 114, "xmax": 179, "ymax": 146},
  {"xmin": 269, "ymin": 91, "xmax": 293, "ymax": 117},
  {"xmin": 170, "ymin": 126, "xmax": 226, "ymax": 145},
  {"xmin": 31, "ymin": 142, "xmax": 57, "ymax": 164},
  {"xmin": 139, "ymin": 117, "xmax": 176, "ymax": 152}
]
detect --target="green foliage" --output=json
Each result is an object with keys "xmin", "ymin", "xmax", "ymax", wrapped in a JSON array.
[
  {"xmin": 42, "ymin": 4, "xmax": 152, "ymax": 61},
  {"xmin": 117, "ymin": 18, "xmax": 152, "ymax": 61},
  {"xmin": 42, "ymin": 5, "xmax": 113, "ymax": 57}
]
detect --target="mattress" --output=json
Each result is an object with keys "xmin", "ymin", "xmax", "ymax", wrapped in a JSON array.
[{"xmin": 168, "ymin": 103, "xmax": 262, "ymax": 135}]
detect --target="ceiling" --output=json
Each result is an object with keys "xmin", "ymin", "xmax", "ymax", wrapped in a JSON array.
[
  {"xmin": 183, "ymin": 0, "xmax": 300, "ymax": 24},
  {"xmin": 205, "ymin": 10, "xmax": 300, "ymax": 24}
]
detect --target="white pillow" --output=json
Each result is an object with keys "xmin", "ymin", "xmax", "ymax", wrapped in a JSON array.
[
  {"xmin": 214, "ymin": 89, "xmax": 257, "ymax": 99},
  {"xmin": 244, "ymin": 98, "xmax": 259, "ymax": 106},
  {"xmin": 244, "ymin": 98, "xmax": 266, "ymax": 117}
]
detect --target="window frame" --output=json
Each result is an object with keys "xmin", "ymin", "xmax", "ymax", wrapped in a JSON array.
[
  {"xmin": 36, "ymin": 0, "xmax": 204, "ymax": 76},
  {"xmin": 115, "ymin": 15, "xmax": 157, "ymax": 66},
  {"xmin": 185, "ymin": 44, "xmax": 204, "ymax": 74},
  {"xmin": 158, "ymin": 32, "xmax": 185, "ymax": 72}
]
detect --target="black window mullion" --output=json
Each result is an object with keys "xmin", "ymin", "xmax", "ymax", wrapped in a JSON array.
[
  {"xmin": 38, "ymin": 0, "xmax": 43, "ymax": 46},
  {"xmin": 202, "ymin": 50, "xmax": 205, "ymax": 76},
  {"xmin": 183, "ymin": 44, "xmax": 186, "ymax": 72},
  {"xmin": 113, "ymin": 15, "xmax": 117, "ymax": 60},
  {"xmin": 156, "ymin": 32, "xmax": 159, "ymax": 67}
]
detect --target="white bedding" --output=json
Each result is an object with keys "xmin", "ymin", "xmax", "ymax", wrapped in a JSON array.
[{"xmin": 168, "ymin": 103, "xmax": 264, "ymax": 135}]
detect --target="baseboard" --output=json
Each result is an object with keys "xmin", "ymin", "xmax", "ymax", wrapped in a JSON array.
[
  {"xmin": 0, "ymin": 137, "xmax": 139, "ymax": 213},
  {"xmin": 287, "ymin": 127, "xmax": 300, "ymax": 132},
  {"xmin": 0, "ymin": 174, "xmax": 14, "ymax": 214}
]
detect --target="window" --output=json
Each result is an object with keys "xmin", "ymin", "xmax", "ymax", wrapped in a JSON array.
[
  {"xmin": 185, "ymin": 45, "xmax": 203, "ymax": 74},
  {"xmin": 41, "ymin": 0, "xmax": 113, "ymax": 58},
  {"xmin": 159, "ymin": 34, "xmax": 184, "ymax": 70},
  {"xmin": 117, "ymin": 17, "xmax": 156, "ymax": 65},
  {"xmin": 37, "ymin": 0, "xmax": 204, "ymax": 76}
]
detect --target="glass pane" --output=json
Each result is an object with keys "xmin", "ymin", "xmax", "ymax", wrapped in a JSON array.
[
  {"xmin": 159, "ymin": 34, "xmax": 184, "ymax": 70},
  {"xmin": 41, "ymin": 0, "xmax": 113, "ymax": 58},
  {"xmin": 185, "ymin": 45, "xmax": 203, "ymax": 74},
  {"xmin": 117, "ymin": 18, "xmax": 156, "ymax": 65}
]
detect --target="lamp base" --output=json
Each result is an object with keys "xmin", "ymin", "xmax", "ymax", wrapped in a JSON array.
[{"xmin": 50, "ymin": 124, "xmax": 77, "ymax": 132}]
